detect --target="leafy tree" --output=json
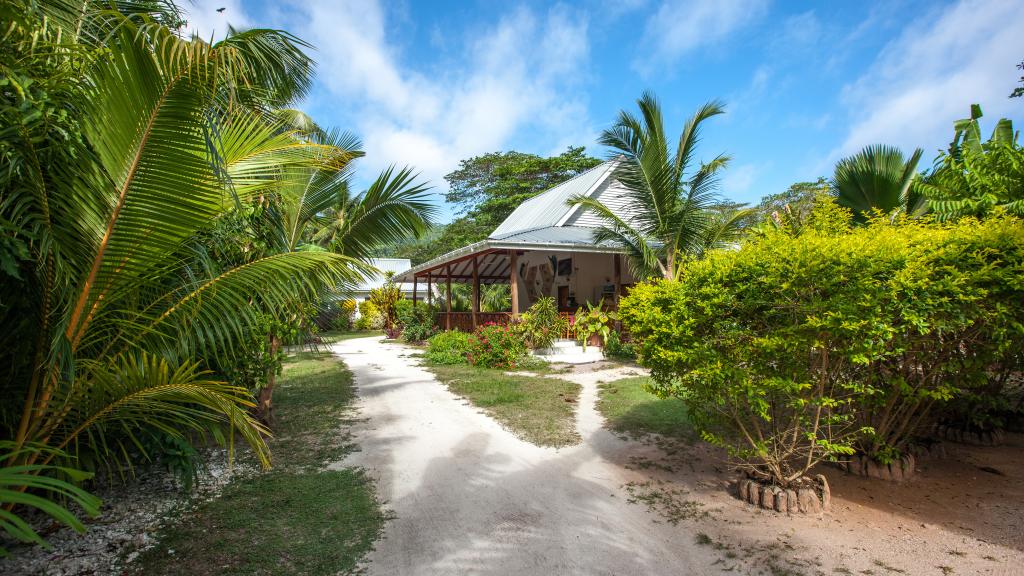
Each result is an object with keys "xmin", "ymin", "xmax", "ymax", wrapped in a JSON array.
[
  {"xmin": 445, "ymin": 146, "xmax": 602, "ymax": 226},
  {"xmin": 831, "ymin": 145, "xmax": 927, "ymax": 222},
  {"xmin": 1011, "ymin": 60, "xmax": 1023, "ymax": 99},
  {"xmin": 568, "ymin": 91, "xmax": 749, "ymax": 280},
  {"xmin": 755, "ymin": 177, "xmax": 829, "ymax": 224},
  {"xmin": 918, "ymin": 105, "xmax": 1023, "ymax": 220}
]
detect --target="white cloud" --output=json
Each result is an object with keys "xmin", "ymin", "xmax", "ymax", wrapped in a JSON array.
[
  {"xmin": 721, "ymin": 163, "xmax": 759, "ymax": 198},
  {"xmin": 271, "ymin": 0, "xmax": 595, "ymax": 207},
  {"xmin": 634, "ymin": 0, "xmax": 768, "ymax": 73},
  {"xmin": 832, "ymin": 0, "xmax": 1024, "ymax": 162},
  {"xmin": 182, "ymin": 0, "xmax": 251, "ymax": 41}
]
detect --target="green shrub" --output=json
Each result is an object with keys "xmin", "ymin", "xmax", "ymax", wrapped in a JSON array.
[
  {"xmin": 354, "ymin": 300, "xmax": 383, "ymax": 331},
  {"xmin": 621, "ymin": 214, "xmax": 1024, "ymax": 486},
  {"xmin": 574, "ymin": 299, "xmax": 618, "ymax": 351},
  {"xmin": 396, "ymin": 299, "xmax": 437, "ymax": 342},
  {"xmin": 425, "ymin": 330, "xmax": 472, "ymax": 365},
  {"xmin": 467, "ymin": 323, "xmax": 529, "ymax": 369},
  {"xmin": 517, "ymin": 297, "xmax": 568, "ymax": 350},
  {"xmin": 369, "ymin": 281, "xmax": 402, "ymax": 338},
  {"xmin": 603, "ymin": 330, "xmax": 636, "ymax": 361}
]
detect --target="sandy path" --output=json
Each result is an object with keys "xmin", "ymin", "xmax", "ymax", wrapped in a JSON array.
[{"xmin": 333, "ymin": 337, "xmax": 714, "ymax": 576}]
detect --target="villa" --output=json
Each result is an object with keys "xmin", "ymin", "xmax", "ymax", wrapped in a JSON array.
[{"xmin": 394, "ymin": 159, "xmax": 636, "ymax": 331}]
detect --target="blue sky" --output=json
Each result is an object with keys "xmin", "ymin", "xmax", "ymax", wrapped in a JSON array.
[{"xmin": 188, "ymin": 0, "xmax": 1024, "ymax": 222}]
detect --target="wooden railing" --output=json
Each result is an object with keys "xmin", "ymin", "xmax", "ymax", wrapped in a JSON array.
[{"xmin": 434, "ymin": 311, "xmax": 577, "ymax": 338}]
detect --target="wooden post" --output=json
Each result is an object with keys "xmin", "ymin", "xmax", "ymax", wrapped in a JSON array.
[
  {"xmin": 445, "ymin": 263, "xmax": 452, "ymax": 330},
  {"xmin": 427, "ymin": 272, "xmax": 432, "ymax": 306},
  {"xmin": 413, "ymin": 275, "xmax": 418, "ymax": 305},
  {"xmin": 613, "ymin": 254, "xmax": 622, "ymax": 305},
  {"xmin": 509, "ymin": 249, "xmax": 519, "ymax": 320},
  {"xmin": 472, "ymin": 255, "xmax": 480, "ymax": 330}
]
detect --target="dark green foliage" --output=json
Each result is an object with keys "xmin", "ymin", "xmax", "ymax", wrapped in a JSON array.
[
  {"xmin": 1011, "ymin": 60, "xmax": 1023, "ymax": 99},
  {"xmin": 424, "ymin": 330, "xmax": 472, "ymax": 365},
  {"xmin": 621, "ymin": 209, "xmax": 1024, "ymax": 484}
]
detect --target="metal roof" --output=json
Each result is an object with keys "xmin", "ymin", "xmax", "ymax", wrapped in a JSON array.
[
  {"xmin": 488, "ymin": 160, "xmax": 616, "ymax": 239},
  {"xmin": 392, "ymin": 159, "xmax": 629, "ymax": 283},
  {"xmin": 354, "ymin": 258, "xmax": 416, "ymax": 293}
]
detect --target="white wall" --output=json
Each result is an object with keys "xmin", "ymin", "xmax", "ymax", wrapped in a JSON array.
[{"xmin": 512, "ymin": 250, "xmax": 634, "ymax": 312}]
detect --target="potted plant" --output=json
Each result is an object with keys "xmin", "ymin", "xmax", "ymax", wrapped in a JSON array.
[{"xmin": 574, "ymin": 299, "xmax": 618, "ymax": 351}]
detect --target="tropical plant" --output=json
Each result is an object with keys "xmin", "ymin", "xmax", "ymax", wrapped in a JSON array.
[
  {"xmin": 517, "ymin": 297, "xmax": 568, "ymax": 350},
  {"xmin": 355, "ymin": 301, "xmax": 384, "ymax": 331},
  {"xmin": 424, "ymin": 330, "xmax": 472, "ymax": 365},
  {"xmin": 0, "ymin": 1, "xmax": 366, "ymax": 540},
  {"xmin": 917, "ymin": 105, "xmax": 1023, "ymax": 220},
  {"xmin": 831, "ymin": 145, "xmax": 927, "ymax": 222},
  {"xmin": 0, "ymin": 443, "xmax": 102, "ymax": 556},
  {"xmin": 568, "ymin": 92, "xmax": 749, "ymax": 279},
  {"xmin": 574, "ymin": 300, "xmax": 618, "ymax": 352},
  {"xmin": 369, "ymin": 282, "xmax": 403, "ymax": 338}
]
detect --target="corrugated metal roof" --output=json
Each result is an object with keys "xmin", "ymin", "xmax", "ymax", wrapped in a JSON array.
[
  {"xmin": 488, "ymin": 160, "xmax": 616, "ymax": 239},
  {"xmin": 355, "ymin": 258, "xmax": 415, "ymax": 293},
  {"xmin": 495, "ymin": 225, "xmax": 612, "ymax": 246}
]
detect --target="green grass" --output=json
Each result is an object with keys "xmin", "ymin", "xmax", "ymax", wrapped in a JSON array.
[
  {"xmin": 131, "ymin": 352, "xmax": 386, "ymax": 576},
  {"xmin": 427, "ymin": 364, "xmax": 581, "ymax": 447},
  {"xmin": 596, "ymin": 377, "xmax": 695, "ymax": 441},
  {"xmin": 318, "ymin": 330, "xmax": 382, "ymax": 344}
]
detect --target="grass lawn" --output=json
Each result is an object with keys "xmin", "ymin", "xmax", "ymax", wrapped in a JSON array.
[
  {"xmin": 318, "ymin": 330, "xmax": 382, "ymax": 344},
  {"xmin": 597, "ymin": 377, "xmax": 695, "ymax": 441},
  {"xmin": 131, "ymin": 352, "xmax": 386, "ymax": 576},
  {"xmin": 427, "ymin": 364, "xmax": 581, "ymax": 448}
]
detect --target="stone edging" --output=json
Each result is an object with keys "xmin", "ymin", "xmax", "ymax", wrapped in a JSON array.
[
  {"xmin": 933, "ymin": 424, "xmax": 1006, "ymax": 446},
  {"xmin": 737, "ymin": 474, "xmax": 830, "ymax": 514},
  {"xmin": 837, "ymin": 453, "xmax": 915, "ymax": 481}
]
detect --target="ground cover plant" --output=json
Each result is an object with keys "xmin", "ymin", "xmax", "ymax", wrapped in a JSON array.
[
  {"xmin": 621, "ymin": 205, "xmax": 1024, "ymax": 487},
  {"xmin": 427, "ymin": 365, "xmax": 581, "ymax": 447},
  {"xmin": 424, "ymin": 330, "xmax": 472, "ymax": 365},
  {"xmin": 130, "ymin": 352, "xmax": 386, "ymax": 575}
]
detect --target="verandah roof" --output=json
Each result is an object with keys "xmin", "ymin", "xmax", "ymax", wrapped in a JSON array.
[{"xmin": 391, "ymin": 225, "xmax": 624, "ymax": 284}]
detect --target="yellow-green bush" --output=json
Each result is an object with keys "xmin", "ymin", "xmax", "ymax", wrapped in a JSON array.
[{"xmin": 621, "ymin": 215, "xmax": 1024, "ymax": 486}]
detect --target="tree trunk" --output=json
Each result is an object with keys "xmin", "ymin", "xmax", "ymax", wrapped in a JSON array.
[{"xmin": 257, "ymin": 334, "xmax": 280, "ymax": 425}]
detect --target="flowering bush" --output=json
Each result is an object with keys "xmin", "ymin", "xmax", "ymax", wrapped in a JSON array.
[{"xmin": 467, "ymin": 322, "xmax": 528, "ymax": 369}]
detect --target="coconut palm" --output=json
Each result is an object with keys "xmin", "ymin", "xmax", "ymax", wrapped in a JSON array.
[
  {"xmin": 0, "ymin": 4, "xmax": 372, "ymax": 548},
  {"xmin": 568, "ymin": 91, "xmax": 747, "ymax": 280},
  {"xmin": 831, "ymin": 145, "xmax": 927, "ymax": 222}
]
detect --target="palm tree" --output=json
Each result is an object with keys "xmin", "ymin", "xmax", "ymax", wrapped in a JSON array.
[
  {"xmin": 0, "ymin": 4, "xmax": 374, "ymax": 547},
  {"xmin": 568, "ymin": 92, "xmax": 747, "ymax": 280},
  {"xmin": 245, "ymin": 133, "xmax": 435, "ymax": 419},
  {"xmin": 831, "ymin": 145, "xmax": 927, "ymax": 222}
]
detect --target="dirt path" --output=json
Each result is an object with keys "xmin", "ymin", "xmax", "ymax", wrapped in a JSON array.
[{"xmin": 332, "ymin": 337, "xmax": 716, "ymax": 576}]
